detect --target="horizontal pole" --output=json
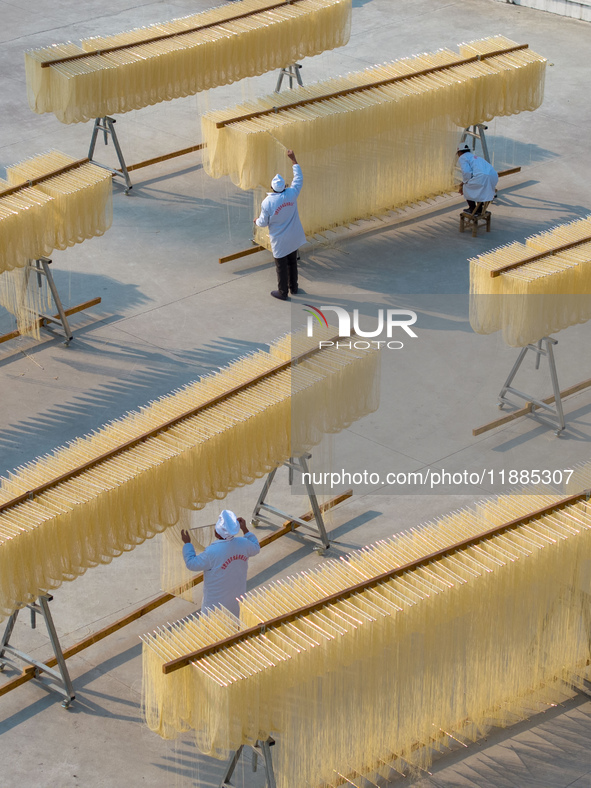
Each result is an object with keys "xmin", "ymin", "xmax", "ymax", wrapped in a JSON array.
[
  {"xmin": 162, "ymin": 488, "xmax": 590, "ymax": 673},
  {"xmin": 497, "ymin": 166, "xmax": 521, "ymax": 177},
  {"xmin": 0, "ymin": 333, "xmax": 341, "ymax": 514},
  {"xmin": 0, "ymin": 297, "xmax": 101, "ymax": 345},
  {"xmin": 40, "ymin": 0, "xmax": 307, "ymax": 67},
  {"xmin": 0, "ymin": 158, "xmax": 90, "ymax": 199},
  {"xmin": 121, "ymin": 143, "xmax": 205, "ymax": 173},
  {"xmin": 219, "ymin": 245, "xmax": 265, "ymax": 264},
  {"xmin": 0, "ymin": 490, "xmax": 351, "ymax": 698},
  {"xmin": 215, "ymin": 44, "xmax": 529, "ymax": 127},
  {"xmin": 472, "ymin": 375, "xmax": 591, "ymax": 436},
  {"xmin": 490, "ymin": 234, "xmax": 591, "ymax": 277}
]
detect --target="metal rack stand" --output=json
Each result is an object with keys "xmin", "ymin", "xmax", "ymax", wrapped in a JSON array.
[
  {"xmin": 22, "ymin": 258, "xmax": 73, "ymax": 344},
  {"xmin": 251, "ymin": 454, "xmax": 330, "ymax": 553},
  {"xmin": 88, "ymin": 116, "xmax": 132, "ymax": 194},
  {"xmin": 497, "ymin": 337, "xmax": 565, "ymax": 435},
  {"xmin": 459, "ymin": 123, "xmax": 491, "ymax": 163},
  {"xmin": 275, "ymin": 63, "xmax": 303, "ymax": 92},
  {"xmin": 220, "ymin": 737, "xmax": 277, "ymax": 788},
  {"xmin": 0, "ymin": 595, "xmax": 75, "ymax": 708}
]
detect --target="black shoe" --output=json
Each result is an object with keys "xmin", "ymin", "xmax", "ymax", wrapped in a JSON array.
[
  {"xmin": 290, "ymin": 287, "xmax": 304, "ymax": 295},
  {"xmin": 271, "ymin": 290, "xmax": 288, "ymax": 301}
]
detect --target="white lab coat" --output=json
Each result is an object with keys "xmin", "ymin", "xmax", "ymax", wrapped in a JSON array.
[
  {"xmin": 255, "ymin": 164, "xmax": 306, "ymax": 259},
  {"xmin": 459, "ymin": 153, "xmax": 498, "ymax": 202},
  {"xmin": 183, "ymin": 533, "xmax": 260, "ymax": 618}
]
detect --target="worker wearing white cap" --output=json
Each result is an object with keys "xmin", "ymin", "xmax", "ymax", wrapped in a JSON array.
[
  {"xmin": 255, "ymin": 149, "xmax": 306, "ymax": 301},
  {"xmin": 181, "ymin": 510, "xmax": 260, "ymax": 618},
  {"xmin": 457, "ymin": 140, "xmax": 498, "ymax": 215}
]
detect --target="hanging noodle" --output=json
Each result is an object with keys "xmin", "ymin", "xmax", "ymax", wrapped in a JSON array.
[
  {"xmin": 0, "ymin": 327, "xmax": 379, "ymax": 620},
  {"xmin": 142, "ymin": 490, "xmax": 591, "ymax": 786},
  {"xmin": 25, "ymin": 0, "xmax": 352, "ymax": 124},
  {"xmin": 470, "ymin": 215, "xmax": 591, "ymax": 346},
  {"xmin": 201, "ymin": 36, "xmax": 546, "ymax": 245},
  {"xmin": 0, "ymin": 151, "xmax": 112, "ymax": 337}
]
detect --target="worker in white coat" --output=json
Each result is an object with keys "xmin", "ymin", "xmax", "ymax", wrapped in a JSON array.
[
  {"xmin": 181, "ymin": 509, "xmax": 260, "ymax": 618},
  {"xmin": 255, "ymin": 149, "xmax": 306, "ymax": 301},
  {"xmin": 457, "ymin": 141, "xmax": 498, "ymax": 215}
]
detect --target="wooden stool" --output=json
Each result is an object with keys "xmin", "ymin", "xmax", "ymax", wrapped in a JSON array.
[{"xmin": 459, "ymin": 201, "xmax": 491, "ymax": 237}]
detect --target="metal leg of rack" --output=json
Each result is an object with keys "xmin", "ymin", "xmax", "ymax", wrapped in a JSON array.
[
  {"xmin": 251, "ymin": 453, "xmax": 330, "ymax": 553},
  {"xmin": 89, "ymin": 116, "xmax": 132, "ymax": 193},
  {"xmin": 275, "ymin": 63, "xmax": 303, "ymax": 92},
  {"xmin": 220, "ymin": 738, "xmax": 277, "ymax": 788},
  {"xmin": 497, "ymin": 336, "xmax": 565, "ymax": 435},
  {"xmin": 0, "ymin": 595, "xmax": 75, "ymax": 708}
]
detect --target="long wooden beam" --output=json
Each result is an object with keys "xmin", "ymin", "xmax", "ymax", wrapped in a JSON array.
[
  {"xmin": 40, "ymin": 0, "xmax": 308, "ymax": 67},
  {"xmin": 219, "ymin": 245, "xmax": 265, "ymax": 264},
  {"xmin": 489, "ymin": 234, "xmax": 591, "ymax": 277},
  {"xmin": 215, "ymin": 44, "xmax": 529, "ymax": 128},
  {"xmin": 0, "ymin": 490, "xmax": 351, "ymax": 698},
  {"xmin": 162, "ymin": 489, "xmax": 590, "ymax": 673},
  {"xmin": 472, "ymin": 375, "xmax": 591, "ymax": 436},
  {"xmin": 0, "ymin": 158, "xmax": 90, "ymax": 199},
  {"xmin": 120, "ymin": 143, "xmax": 205, "ymax": 174},
  {"xmin": 0, "ymin": 297, "xmax": 101, "ymax": 345},
  {"xmin": 0, "ymin": 333, "xmax": 341, "ymax": 514}
]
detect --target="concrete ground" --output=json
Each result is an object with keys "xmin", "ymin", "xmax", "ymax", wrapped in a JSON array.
[{"xmin": 1, "ymin": 0, "xmax": 591, "ymax": 785}]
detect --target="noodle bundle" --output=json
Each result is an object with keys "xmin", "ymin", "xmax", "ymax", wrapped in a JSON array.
[
  {"xmin": 470, "ymin": 215, "xmax": 591, "ymax": 346},
  {"xmin": 143, "ymin": 491, "xmax": 591, "ymax": 786},
  {"xmin": 0, "ymin": 151, "xmax": 112, "ymax": 337},
  {"xmin": 201, "ymin": 36, "xmax": 546, "ymax": 245},
  {"xmin": 25, "ymin": 0, "xmax": 351, "ymax": 124}
]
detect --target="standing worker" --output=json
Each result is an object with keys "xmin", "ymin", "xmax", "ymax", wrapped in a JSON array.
[
  {"xmin": 255, "ymin": 149, "xmax": 306, "ymax": 301},
  {"xmin": 180, "ymin": 509, "xmax": 260, "ymax": 619},
  {"xmin": 457, "ymin": 141, "xmax": 498, "ymax": 215}
]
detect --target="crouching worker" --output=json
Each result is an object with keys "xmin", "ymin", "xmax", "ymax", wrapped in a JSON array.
[
  {"xmin": 181, "ymin": 509, "xmax": 260, "ymax": 618},
  {"xmin": 457, "ymin": 141, "xmax": 498, "ymax": 215}
]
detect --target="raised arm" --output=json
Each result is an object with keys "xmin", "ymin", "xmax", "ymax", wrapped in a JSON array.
[
  {"xmin": 287, "ymin": 150, "xmax": 303, "ymax": 196},
  {"xmin": 238, "ymin": 517, "xmax": 261, "ymax": 556}
]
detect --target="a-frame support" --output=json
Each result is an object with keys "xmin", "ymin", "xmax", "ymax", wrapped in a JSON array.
[
  {"xmin": 251, "ymin": 454, "xmax": 330, "ymax": 553},
  {"xmin": 0, "ymin": 595, "xmax": 75, "ymax": 708}
]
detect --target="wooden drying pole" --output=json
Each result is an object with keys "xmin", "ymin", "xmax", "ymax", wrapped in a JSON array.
[
  {"xmin": 162, "ymin": 489, "xmax": 591, "ymax": 673},
  {"xmin": 0, "ymin": 298, "xmax": 101, "ymax": 345},
  {"xmin": 488, "ymin": 234, "xmax": 591, "ymax": 276},
  {"xmin": 0, "ymin": 490, "xmax": 352, "ymax": 699},
  {"xmin": 118, "ymin": 143, "xmax": 205, "ymax": 175}
]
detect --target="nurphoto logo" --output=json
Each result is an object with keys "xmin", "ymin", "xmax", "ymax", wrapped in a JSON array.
[{"xmin": 303, "ymin": 305, "xmax": 418, "ymax": 349}]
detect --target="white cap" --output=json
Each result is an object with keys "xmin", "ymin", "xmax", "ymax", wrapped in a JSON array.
[
  {"xmin": 215, "ymin": 509, "xmax": 241, "ymax": 539},
  {"xmin": 457, "ymin": 140, "xmax": 471, "ymax": 152},
  {"xmin": 271, "ymin": 174, "xmax": 285, "ymax": 192}
]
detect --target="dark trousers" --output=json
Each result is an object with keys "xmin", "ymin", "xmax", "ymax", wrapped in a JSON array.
[
  {"xmin": 274, "ymin": 250, "xmax": 298, "ymax": 297},
  {"xmin": 466, "ymin": 200, "xmax": 482, "ymax": 215}
]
